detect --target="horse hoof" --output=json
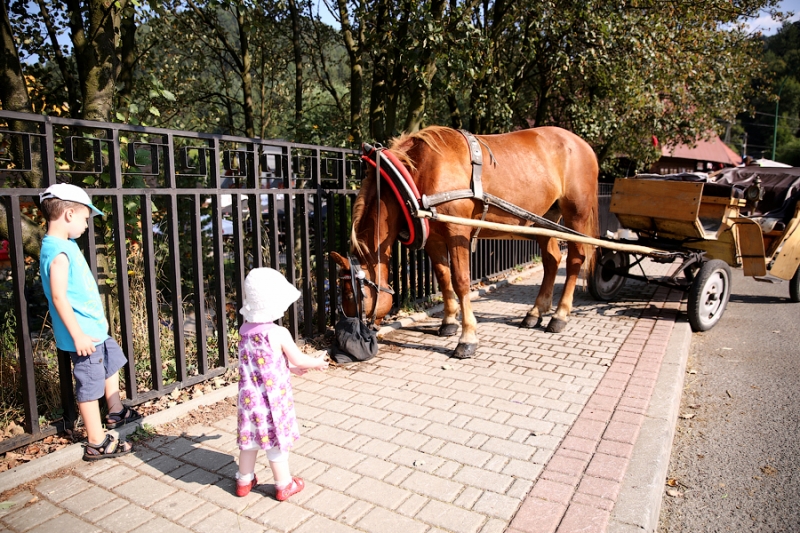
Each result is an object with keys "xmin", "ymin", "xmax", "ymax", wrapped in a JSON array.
[
  {"xmin": 520, "ymin": 315, "xmax": 542, "ymax": 329},
  {"xmin": 438, "ymin": 323, "xmax": 459, "ymax": 337},
  {"xmin": 546, "ymin": 318, "xmax": 568, "ymax": 333},
  {"xmin": 453, "ymin": 343, "xmax": 477, "ymax": 359}
]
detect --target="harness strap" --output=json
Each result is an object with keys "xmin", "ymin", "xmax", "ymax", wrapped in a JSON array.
[
  {"xmin": 421, "ymin": 189, "xmax": 475, "ymax": 208},
  {"xmin": 459, "ymin": 129, "xmax": 484, "ymax": 199},
  {"xmin": 483, "ymin": 193, "xmax": 585, "ymax": 236}
]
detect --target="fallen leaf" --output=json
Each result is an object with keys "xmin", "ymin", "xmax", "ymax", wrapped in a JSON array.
[
  {"xmin": 726, "ymin": 390, "xmax": 733, "ymax": 398},
  {"xmin": 667, "ymin": 489, "xmax": 683, "ymax": 497},
  {"xmin": 687, "ymin": 369, "xmax": 697, "ymax": 374},
  {"xmin": 772, "ymin": 330, "xmax": 780, "ymax": 334},
  {"xmin": 761, "ymin": 465, "xmax": 778, "ymax": 476},
  {"xmin": 680, "ymin": 413, "xmax": 695, "ymax": 419},
  {"xmin": 441, "ymin": 364, "xmax": 452, "ymax": 370},
  {"xmin": 688, "ymin": 404, "xmax": 701, "ymax": 409},
  {"xmin": 666, "ymin": 478, "xmax": 679, "ymax": 487},
  {"xmin": 721, "ymin": 347, "xmax": 732, "ymax": 350},
  {"xmin": 0, "ymin": 502, "xmax": 16, "ymax": 510}
]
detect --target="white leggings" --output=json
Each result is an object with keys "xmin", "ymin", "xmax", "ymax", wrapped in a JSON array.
[{"xmin": 240, "ymin": 445, "xmax": 287, "ymax": 463}]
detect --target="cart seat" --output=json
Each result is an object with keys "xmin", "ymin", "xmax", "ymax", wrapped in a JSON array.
[{"xmin": 713, "ymin": 167, "xmax": 800, "ymax": 234}]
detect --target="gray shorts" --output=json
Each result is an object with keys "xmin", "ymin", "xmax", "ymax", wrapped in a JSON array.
[{"xmin": 67, "ymin": 338, "xmax": 128, "ymax": 403}]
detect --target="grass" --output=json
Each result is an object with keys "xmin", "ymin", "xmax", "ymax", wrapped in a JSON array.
[{"xmin": 127, "ymin": 423, "xmax": 157, "ymax": 443}]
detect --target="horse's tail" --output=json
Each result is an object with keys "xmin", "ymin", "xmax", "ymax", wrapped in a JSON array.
[{"xmin": 581, "ymin": 185, "xmax": 600, "ymax": 284}]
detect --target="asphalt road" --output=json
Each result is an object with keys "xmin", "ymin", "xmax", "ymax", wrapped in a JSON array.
[{"xmin": 658, "ymin": 268, "xmax": 800, "ymax": 533}]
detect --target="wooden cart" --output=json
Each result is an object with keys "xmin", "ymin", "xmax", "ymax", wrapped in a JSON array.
[{"xmin": 589, "ymin": 169, "xmax": 800, "ymax": 331}]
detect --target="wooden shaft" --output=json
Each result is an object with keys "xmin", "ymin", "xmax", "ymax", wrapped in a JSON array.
[{"xmin": 416, "ymin": 210, "xmax": 671, "ymax": 257}]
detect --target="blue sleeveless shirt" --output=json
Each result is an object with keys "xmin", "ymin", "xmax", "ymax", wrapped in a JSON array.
[{"xmin": 40, "ymin": 235, "xmax": 109, "ymax": 351}]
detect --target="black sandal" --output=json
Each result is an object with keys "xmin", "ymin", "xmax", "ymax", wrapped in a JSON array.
[
  {"xmin": 106, "ymin": 405, "xmax": 142, "ymax": 429},
  {"xmin": 83, "ymin": 434, "xmax": 132, "ymax": 461}
]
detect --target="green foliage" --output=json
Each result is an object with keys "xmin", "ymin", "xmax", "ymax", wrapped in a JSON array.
[
  {"xmin": 737, "ymin": 20, "xmax": 800, "ymax": 162},
  {"xmin": 127, "ymin": 423, "xmax": 158, "ymax": 442}
]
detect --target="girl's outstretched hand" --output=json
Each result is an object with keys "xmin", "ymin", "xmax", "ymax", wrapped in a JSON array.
[{"xmin": 310, "ymin": 351, "xmax": 329, "ymax": 371}]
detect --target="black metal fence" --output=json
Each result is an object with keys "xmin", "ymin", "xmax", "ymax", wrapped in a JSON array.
[{"xmin": 0, "ymin": 111, "xmax": 561, "ymax": 453}]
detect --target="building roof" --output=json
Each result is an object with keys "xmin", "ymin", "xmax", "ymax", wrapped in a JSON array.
[{"xmin": 661, "ymin": 134, "xmax": 741, "ymax": 166}]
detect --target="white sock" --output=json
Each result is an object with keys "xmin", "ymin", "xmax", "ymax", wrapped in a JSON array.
[{"xmin": 236, "ymin": 471, "xmax": 254, "ymax": 483}]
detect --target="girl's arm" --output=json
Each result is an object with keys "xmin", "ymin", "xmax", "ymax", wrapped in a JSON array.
[{"xmin": 273, "ymin": 327, "xmax": 328, "ymax": 370}]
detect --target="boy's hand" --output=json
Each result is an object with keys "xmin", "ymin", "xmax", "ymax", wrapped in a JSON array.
[{"xmin": 73, "ymin": 334, "xmax": 100, "ymax": 356}]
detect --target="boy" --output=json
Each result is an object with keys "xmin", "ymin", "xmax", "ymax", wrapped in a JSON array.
[{"xmin": 39, "ymin": 183, "xmax": 141, "ymax": 460}]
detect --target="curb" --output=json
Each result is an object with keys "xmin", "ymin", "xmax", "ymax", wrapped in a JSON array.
[
  {"xmin": 608, "ymin": 318, "xmax": 692, "ymax": 533},
  {"xmin": 0, "ymin": 383, "xmax": 240, "ymax": 494}
]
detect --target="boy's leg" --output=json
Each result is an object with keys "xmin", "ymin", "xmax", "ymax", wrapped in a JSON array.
[
  {"xmin": 78, "ymin": 400, "xmax": 105, "ymax": 445},
  {"xmin": 104, "ymin": 371, "xmax": 124, "ymax": 414}
]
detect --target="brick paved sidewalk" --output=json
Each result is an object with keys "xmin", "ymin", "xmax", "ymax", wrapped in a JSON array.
[{"xmin": 0, "ymin": 261, "xmax": 682, "ymax": 533}]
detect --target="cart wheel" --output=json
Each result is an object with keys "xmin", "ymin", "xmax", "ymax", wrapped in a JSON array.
[
  {"xmin": 588, "ymin": 248, "xmax": 630, "ymax": 301},
  {"xmin": 687, "ymin": 259, "xmax": 731, "ymax": 332},
  {"xmin": 790, "ymin": 265, "xmax": 800, "ymax": 303}
]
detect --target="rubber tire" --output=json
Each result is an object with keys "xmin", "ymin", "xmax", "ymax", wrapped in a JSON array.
[
  {"xmin": 687, "ymin": 259, "xmax": 732, "ymax": 332},
  {"xmin": 790, "ymin": 265, "xmax": 800, "ymax": 303},
  {"xmin": 588, "ymin": 248, "xmax": 630, "ymax": 301}
]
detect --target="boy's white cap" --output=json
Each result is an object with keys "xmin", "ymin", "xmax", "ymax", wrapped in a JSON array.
[
  {"xmin": 39, "ymin": 183, "xmax": 104, "ymax": 217},
  {"xmin": 240, "ymin": 267, "xmax": 301, "ymax": 323}
]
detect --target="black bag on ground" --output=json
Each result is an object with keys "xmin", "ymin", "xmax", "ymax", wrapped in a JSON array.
[{"xmin": 333, "ymin": 316, "xmax": 378, "ymax": 364}]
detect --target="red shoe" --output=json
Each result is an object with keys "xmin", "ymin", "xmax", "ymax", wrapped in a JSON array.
[
  {"xmin": 275, "ymin": 477, "xmax": 304, "ymax": 501},
  {"xmin": 236, "ymin": 474, "xmax": 258, "ymax": 497}
]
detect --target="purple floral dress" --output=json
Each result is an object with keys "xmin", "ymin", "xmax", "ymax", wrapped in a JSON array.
[{"xmin": 237, "ymin": 322, "xmax": 300, "ymax": 451}]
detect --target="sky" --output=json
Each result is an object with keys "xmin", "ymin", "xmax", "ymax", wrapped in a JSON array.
[
  {"xmin": 745, "ymin": 0, "xmax": 800, "ymax": 34},
  {"xmin": 311, "ymin": 1, "xmax": 800, "ymax": 35}
]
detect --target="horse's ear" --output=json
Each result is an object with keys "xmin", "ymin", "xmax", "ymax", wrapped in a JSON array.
[{"xmin": 330, "ymin": 251, "xmax": 350, "ymax": 271}]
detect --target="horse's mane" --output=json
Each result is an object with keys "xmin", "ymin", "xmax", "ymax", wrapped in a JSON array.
[{"xmin": 350, "ymin": 126, "xmax": 451, "ymax": 255}]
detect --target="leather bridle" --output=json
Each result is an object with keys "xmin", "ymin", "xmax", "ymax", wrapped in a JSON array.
[{"xmin": 338, "ymin": 253, "xmax": 394, "ymax": 325}]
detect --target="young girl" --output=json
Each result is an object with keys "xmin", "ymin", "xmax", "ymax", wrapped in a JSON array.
[{"xmin": 235, "ymin": 267, "xmax": 328, "ymax": 500}]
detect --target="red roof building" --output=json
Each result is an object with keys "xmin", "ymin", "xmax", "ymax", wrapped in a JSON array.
[{"xmin": 650, "ymin": 134, "xmax": 742, "ymax": 174}]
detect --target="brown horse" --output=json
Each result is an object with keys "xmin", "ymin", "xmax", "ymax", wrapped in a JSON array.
[{"xmin": 331, "ymin": 126, "xmax": 598, "ymax": 359}]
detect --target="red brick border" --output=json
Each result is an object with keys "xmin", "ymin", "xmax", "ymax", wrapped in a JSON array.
[{"xmin": 508, "ymin": 286, "xmax": 683, "ymax": 533}]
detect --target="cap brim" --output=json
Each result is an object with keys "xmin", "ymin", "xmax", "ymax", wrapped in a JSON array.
[{"xmin": 88, "ymin": 204, "xmax": 104, "ymax": 217}]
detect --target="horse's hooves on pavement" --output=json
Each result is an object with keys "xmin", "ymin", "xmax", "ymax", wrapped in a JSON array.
[
  {"xmin": 520, "ymin": 315, "xmax": 543, "ymax": 329},
  {"xmin": 546, "ymin": 318, "xmax": 567, "ymax": 333},
  {"xmin": 452, "ymin": 343, "xmax": 477, "ymax": 359},
  {"xmin": 438, "ymin": 323, "xmax": 459, "ymax": 337}
]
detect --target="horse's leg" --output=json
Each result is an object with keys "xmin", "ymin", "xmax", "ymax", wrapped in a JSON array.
[
  {"xmin": 546, "ymin": 240, "xmax": 586, "ymax": 333},
  {"xmin": 546, "ymin": 197, "xmax": 595, "ymax": 333},
  {"xmin": 425, "ymin": 238, "xmax": 459, "ymax": 336},
  {"xmin": 448, "ymin": 234, "xmax": 478, "ymax": 359},
  {"xmin": 521, "ymin": 237, "xmax": 562, "ymax": 328}
]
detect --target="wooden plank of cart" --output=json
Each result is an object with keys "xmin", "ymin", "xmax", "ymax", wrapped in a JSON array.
[{"xmin": 417, "ymin": 168, "xmax": 800, "ymax": 332}]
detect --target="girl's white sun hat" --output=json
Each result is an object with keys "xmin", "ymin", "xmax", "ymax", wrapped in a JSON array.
[{"xmin": 240, "ymin": 267, "xmax": 301, "ymax": 323}]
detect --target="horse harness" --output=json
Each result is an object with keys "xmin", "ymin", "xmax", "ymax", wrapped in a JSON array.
[{"xmin": 363, "ymin": 130, "xmax": 585, "ymax": 253}]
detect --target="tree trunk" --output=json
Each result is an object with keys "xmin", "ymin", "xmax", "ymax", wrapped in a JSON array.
[
  {"xmin": 0, "ymin": 0, "xmax": 45, "ymax": 255},
  {"xmin": 288, "ymin": 0, "xmax": 304, "ymax": 140},
  {"xmin": 116, "ymin": 3, "xmax": 137, "ymax": 118},
  {"xmin": 236, "ymin": 7, "xmax": 255, "ymax": 138},
  {"xmin": 337, "ymin": 0, "xmax": 364, "ymax": 146},
  {"xmin": 369, "ymin": 0, "xmax": 393, "ymax": 143},
  {"xmin": 68, "ymin": 0, "xmax": 122, "ymax": 122}
]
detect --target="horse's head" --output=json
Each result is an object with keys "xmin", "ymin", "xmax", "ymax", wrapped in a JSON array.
[{"xmin": 331, "ymin": 251, "xmax": 394, "ymax": 324}]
